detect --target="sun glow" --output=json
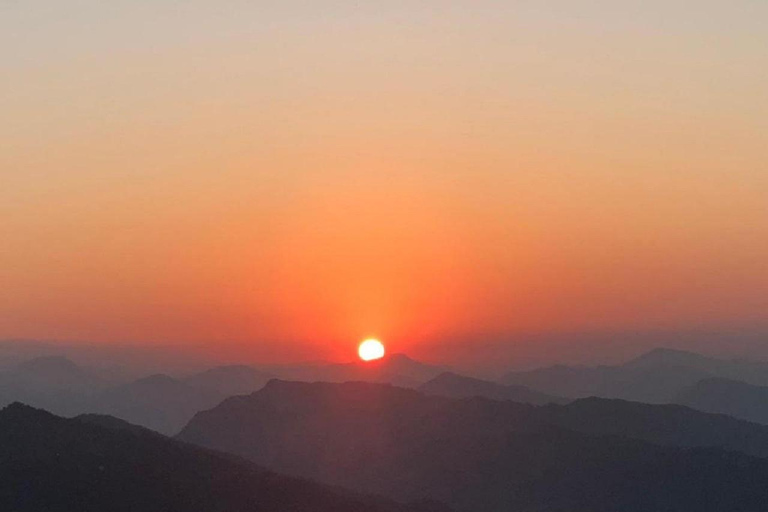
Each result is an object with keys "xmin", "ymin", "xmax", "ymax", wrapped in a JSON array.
[{"xmin": 358, "ymin": 339, "xmax": 386, "ymax": 361}]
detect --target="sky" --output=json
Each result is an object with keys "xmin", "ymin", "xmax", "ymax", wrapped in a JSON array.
[{"xmin": 2, "ymin": 1, "xmax": 767, "ymax": 367}]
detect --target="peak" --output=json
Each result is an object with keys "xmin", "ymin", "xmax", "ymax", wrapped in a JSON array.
[
  {"xmin": 2, "ymin": 401, "xmax": 37, "ymax": 413},
  {"xmin": 0, "ymin": 402, "xmax": 58, "ymax": 422}
]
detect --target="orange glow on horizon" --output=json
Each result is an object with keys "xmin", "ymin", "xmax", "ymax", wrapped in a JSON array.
[{"xmin": 2, "ymin": 2, "xmax": 767, "ymax": 366}]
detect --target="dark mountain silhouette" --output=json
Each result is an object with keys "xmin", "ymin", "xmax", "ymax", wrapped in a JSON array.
[
  {"xmin": 419, "ymin": 372, "xmax": 569, "ymax": 404},
  {"xmin": 675, "ymin": 377, "xmax": 768, "ymax": 425},
  {"xmin": 91, "ymin": 374, "xmax": 225, "ymax": 435},
  {"xmin": 75, "ymin": 412, "xmax": 168, "ymax": 438},
  {"xmin": 0, "ymin": 402, "xmax": 442, "ymax": 512},
  {"xmin": 178, "ymin": 380, "xmax": 768, "ymax": 512},
  {"xmin": 503, "ymin": 347, "xmax": 768, "ymax": 403},
  {"xmin": 185, "ymin": 365, "xmax": 274, "ymax": 397},
  {"xmin": 269, "ymin": 354, "xmax": 447, "ymax": 387}
]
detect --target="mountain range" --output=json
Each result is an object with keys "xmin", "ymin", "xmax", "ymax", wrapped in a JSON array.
[
  {"xmin": 419, "ymin": 371, "xmax": 568, "ymax": 404},
  {"xmin": 675, "ymin": 377, "xmax": 768, "ymax": 425},
  {"xmin": 503, "ymin": 347, "xmax": 768, "ymax": 405},
  {"xmin": 0, "ymin": 402, "xmax": 443, "ymax": 512},
  {"xmin": 0, "ymin": 357, "xmax": 274, "ymax": 434},
  {"xmin": 263, "ymin": 353, "xmax": 447, "ymax": 388},
  {"xmin": 178, "ymin": 379, "xmax": 768, "ymax": 512}
]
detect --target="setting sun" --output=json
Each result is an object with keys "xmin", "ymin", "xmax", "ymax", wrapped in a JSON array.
[{"xmin": 358, "ymin": 339, "xmax": 386, "ymax": 362}]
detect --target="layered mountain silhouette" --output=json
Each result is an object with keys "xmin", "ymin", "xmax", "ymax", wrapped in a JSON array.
[
  {"xmin": 676, "ymin": 377, "xmax": 768, "ymax": 425},
  {"xmin": 178, "ymin": 380, "xmax": 768, "ymax": 512},
  {"xmin": 419, "ymin": 372, "xmax": 569, "ymax": 404},
  {"xmin": 0, "ymin": 356, "xmax": 112, "ymax": 417},
  {"xmin": 267, "ymin": 353, "xmax": 447, "ymax": 387},
  {"xmin": 185, "ymin": 365, "xmax": 274, "ymax": 397},
  {"xmin": 0, "ymin": 402, "xmax": 444, "ymax": 512},
  {"xmin": 90, "ymin": 374, "xmax": 225, "ymax": 435},
  {"xmin": 0, "ymin": 357, "xmax": 276, "ymax": 435},
  {"xmin": 503, "ymin": 347, "xmax": 768, "ymax": 403}
]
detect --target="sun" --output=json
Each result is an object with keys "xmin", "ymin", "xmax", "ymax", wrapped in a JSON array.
[{"xmin": 358, "ymin": 339, "xmax": 386, "ymax": 362}]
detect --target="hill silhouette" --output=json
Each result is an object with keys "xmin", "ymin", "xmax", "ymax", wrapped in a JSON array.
[
  {"xmin": 0, "ymin": 402, "xmax": 445, "ymax": 512},
  {"xmin": 675, "ymin": 377, "xmax": 768, "ymax": 425},
  {"xmin": 185, "ymin": 365, "xmax": 274, "ymax": 397},
  {"xmin": 91, "ymin": 373, "xmax": 224, "ymax": 435},
  {"xmin": 266, "ymin": 354, "xmax": 447, "ymax": 388},
  {"xmin": 503, "ymin": 347, "xmax": 768, "ymax": 403},
  {"xmin": 178, "ymin": 380, "xmax": 768, "ymax": 512},
  {"xmin": 419, "ymin": 371, "xmax": 568, "ymax": 404}
]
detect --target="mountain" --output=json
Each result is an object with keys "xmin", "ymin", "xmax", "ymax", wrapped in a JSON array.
[
  {"xmin": 268, "ymin": 354, "xmax": 448, "ymax": 387},
  {"xmin": 185, "ymin": 365, "xmax": 274, "ymax": 397},
  {"xmin": 624, "ymin": 347, "xmax": 724, "ymax": 371},
  {"xmin": 75, "ymin": 412, "xmax": 168, "ymax": 438},
  {"xmin": 0, "ymin": 403, "xmax": 441, "ymax": 512},
  {"xmin": 419, "ymin": 372, "xmax": 569, "ymax": 404},
  {"xmin": 502, "ymin": 347, "xmax": 768, "ymax": 403},
  {"xmin": 537, "ymin": 396, "xmax": 768, "ymax": 457},
  {"xmin": 0, "ymin": 356, "xmax": 112, "ymax": 416},
  {"xmin": 675, "ymin": 377, "xmax": 768, "ymax": 425},
  {"xmin": 0, "ymin": 358, "xmax": 275, "ymax": 435},
  {"xmin": 91, "ymin": 374, "xmax": 225, "ymax": 435},
  {"xmin": 178, "ymin": 380, "xmax": 768, "ymax": 512}
]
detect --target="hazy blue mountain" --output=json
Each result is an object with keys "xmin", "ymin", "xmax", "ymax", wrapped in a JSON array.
[
  {"xmin": 503, "ymin": 347, "xmax": 768, "ymax": 403},
  {"xmin": 0, "ymin": 402, "xmax": 442, "ymax": 512},
  {"xmin": 0, "ymin": 358, "xmax": 278, "ymax": 435},
  {"xmin": 178, "ymin": 380, "xmax": 768, "ymax": 512},
  {"xmin": 675, "ymin": 377, "xmax": 768, "ymax": 425},
  {"xmin": 419, "ymin": 372, "xmax": 569, "ymax": 404},
  {"xmin": 185, "ymin": 365, "xmax": 274, "ymax": 397},
  {"xmin": 0, "ymin": 356, "xmax": 112, "ymax": 417},
  {"xmin": 91, "ymin": 374, "xmax": 225, "ymax": 435}
]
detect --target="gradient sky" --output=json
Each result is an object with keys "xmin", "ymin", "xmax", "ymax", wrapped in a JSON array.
[{"xmin": 2, "ymin": 1, "xmax": 767, "ymax": 365}]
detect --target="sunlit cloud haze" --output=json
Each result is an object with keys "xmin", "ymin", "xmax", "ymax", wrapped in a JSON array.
[{"xmin": 2, "ymin": 1, "xmax": 767, "ymax": 367}]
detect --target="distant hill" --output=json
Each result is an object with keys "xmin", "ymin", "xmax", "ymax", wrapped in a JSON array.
[
  {"xmin": 0, "ymin": 402, "xmax": 440, "ymax": 512},
  {"xmin": 185, "ymin": 365, "xmax": 274, "ymax": 397},
  {"xmin": 0, "ymin": 356, "xmax": 112, "ymax": 417},
  {"xmin": 419, "ymin": 372, "xmax": 568, "ymax": 404},
  {"xmin": 90, "ymin": 374, "xmax": 225, "ymax": 435},
  {"xmin": 267, "ymin": 354, "xmax": 448, "ymax": 387},
  {"xmin": 675, "ymin": 377, "xmax": 768, "ymax": 425},
  {"xmin": 0, "ymin": 357, "xmax": 278, "ymax": 435},
  {"xmin": 178, "ymin": 380, "xmax": 768, "ymax": 512},
  {"xmin": 502, "ymin": 347, "xmax": 768, "ymax": 403}
]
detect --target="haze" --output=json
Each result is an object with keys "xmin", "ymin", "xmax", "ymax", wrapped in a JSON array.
[{"xmin": 2, "ymin": 1, "xmax": 767, "ymax": 370}]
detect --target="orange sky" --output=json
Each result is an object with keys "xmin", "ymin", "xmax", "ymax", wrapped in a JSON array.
[{"xmin": 2, "ymin": 1, "xmax": 767, "ymax": 364}]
